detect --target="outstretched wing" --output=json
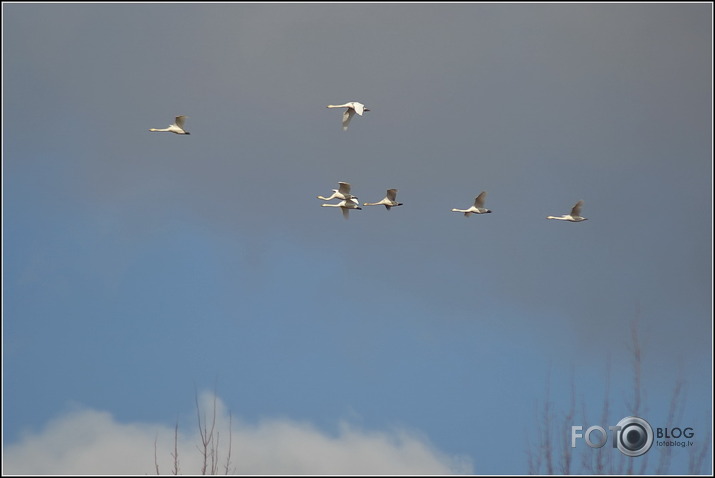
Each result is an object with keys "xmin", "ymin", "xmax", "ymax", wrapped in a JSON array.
[
  {"xmin": 570, "ymin": 200, "xmax": 583, "ymax": 217},
  {"xmin": 474, "ymin": 191, "xmax": 487, "ymax": 208},
  {"xmin": 386, "ymin": 189, "xmax": 398, "ymax": 201},
  {"xmin": 338, "ymin": 182, "xmax": 352, "ymax": 196},
  {"xmin": 174, "ymin": 115, "xmax": 187, "ymax": 128},
  {"xmin": 342, "ymin": 109, "xmax": 356, "ymax": 130},
  {"xmin": 352, "ymin": 102, "xmax": 365, "ymax": 116}
]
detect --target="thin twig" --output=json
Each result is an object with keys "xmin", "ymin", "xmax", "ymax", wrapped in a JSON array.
[
  {"xmin": 224, "ymin": 411, "xmax": 233, "ymax": 475},
  {"xmin": 171, "ymin": 420, "xmax": 180, "ymax": 475},
  {"xmin": 154, "ymin": 433, "xmax": 160, "ymax": 475}
]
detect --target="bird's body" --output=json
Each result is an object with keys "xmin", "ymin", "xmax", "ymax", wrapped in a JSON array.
[
  {"xmin": 149, "ymin": 115, "xmax": 190, "ymax": 135},
  {"xmin": 317, "ymin": 182, "xmax": 358, "ymax": 201},
  {"xmin": 321, "ymin": 198, "xmax": 362, "ymax": 219},
  {"xmin": 326, "ymin": 102, "xmax": 369, "ymax": 131},
  {"xmin": 547, "ymin": 200, "xmax": 588, "ymax": 222},
  {"xmin": 363, "ymin": 189, "xmax": 403, "ymax": 210},
  {"xmin": 451, "ymin": 191, "xmax": 492, "ymax": 217}
]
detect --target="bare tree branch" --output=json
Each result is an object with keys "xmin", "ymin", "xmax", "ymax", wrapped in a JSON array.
[
  {"xmin": 171, "ymin": 420, "xmax": 180, "ymax": 475},
  {"xmin": 154, "ymin": 433, "xmax": 160, "ymax": 475},
  {"xmin": 224, "ymin": 411, "xmax": 234, "ymax": 475}
]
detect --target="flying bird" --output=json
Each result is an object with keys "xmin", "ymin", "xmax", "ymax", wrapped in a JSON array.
[
  {"xmin": 363, "ymin": 189, "xmax": 403, "ymax": 210},
  {"xmin": 326, "ymin": 102, "xmax": 370, "ymax": 131},
  {"xmin": 451, "ymin": 191, "xmax": 492, "ymax": 217},
  {"xmin": 317, "ymin": 181, "xmax": 358, "ymax": 201},
  {"xmin": 149, "ymin": 115, "xmax": 190, "ymax": 135},
  {"xmin": 547, "ymin": 200, "xmax": 588, "ymax": 222},
  {"xmin": 321, "ymin": 198, "xmax": 362, "ymax": 220}
]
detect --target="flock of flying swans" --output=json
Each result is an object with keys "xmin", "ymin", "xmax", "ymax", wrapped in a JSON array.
[
  {"xmin": 316, "ymin": 182, "xmax": 405, "ymax": 219},
  {"xmin": 150, "ymin": 106, "xmax": 588, "ymax": 222},
  {"xmin": 316, "ymin": 181, "xmax": 586, "ymax": 222}
]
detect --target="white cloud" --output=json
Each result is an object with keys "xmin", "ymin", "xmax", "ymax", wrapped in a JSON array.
[{"xmin": 3, "ymin": 393, "xmax": 473, "ymax": 475}]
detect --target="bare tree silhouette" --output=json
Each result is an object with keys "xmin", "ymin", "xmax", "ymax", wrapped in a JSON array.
[{"xmin": 154, "ymin": 389, "xmax": 235, "ymax": 475}]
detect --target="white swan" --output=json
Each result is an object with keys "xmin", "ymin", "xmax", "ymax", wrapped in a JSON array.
[
  {"xmin": 451, "ymin": 191, "xmax": 492, "ymax": 217},
  {"xmin": 547, "ymin": 200, "xmax": 588, "ymax": 222},
  {"xmin": 326, "ymin": 102, "xmax": 370, "ymax": 131},
  {"xmin": 317, "ymin": 182, "xmax": 358, "ymax": 201},
  {"xmin": 321, "ymin": 198, "xmax": 362, "ymax": 220},
  {"xmin": 363, "ymin": 189, "xmax": 403, "ymax": 210},
  {"xmin": 149, "ymin": 115, "xmax": 190, "ymax": 135}
]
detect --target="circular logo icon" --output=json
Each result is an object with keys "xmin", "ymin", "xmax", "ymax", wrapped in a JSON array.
[{"xmin": 615, "ymin": 416, "xmax": 653, "ymax": 457}]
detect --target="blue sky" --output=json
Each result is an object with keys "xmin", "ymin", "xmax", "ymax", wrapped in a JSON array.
[{"xmin": 3, "ymin": 2, "xmax": 712, "ymax": 475}]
